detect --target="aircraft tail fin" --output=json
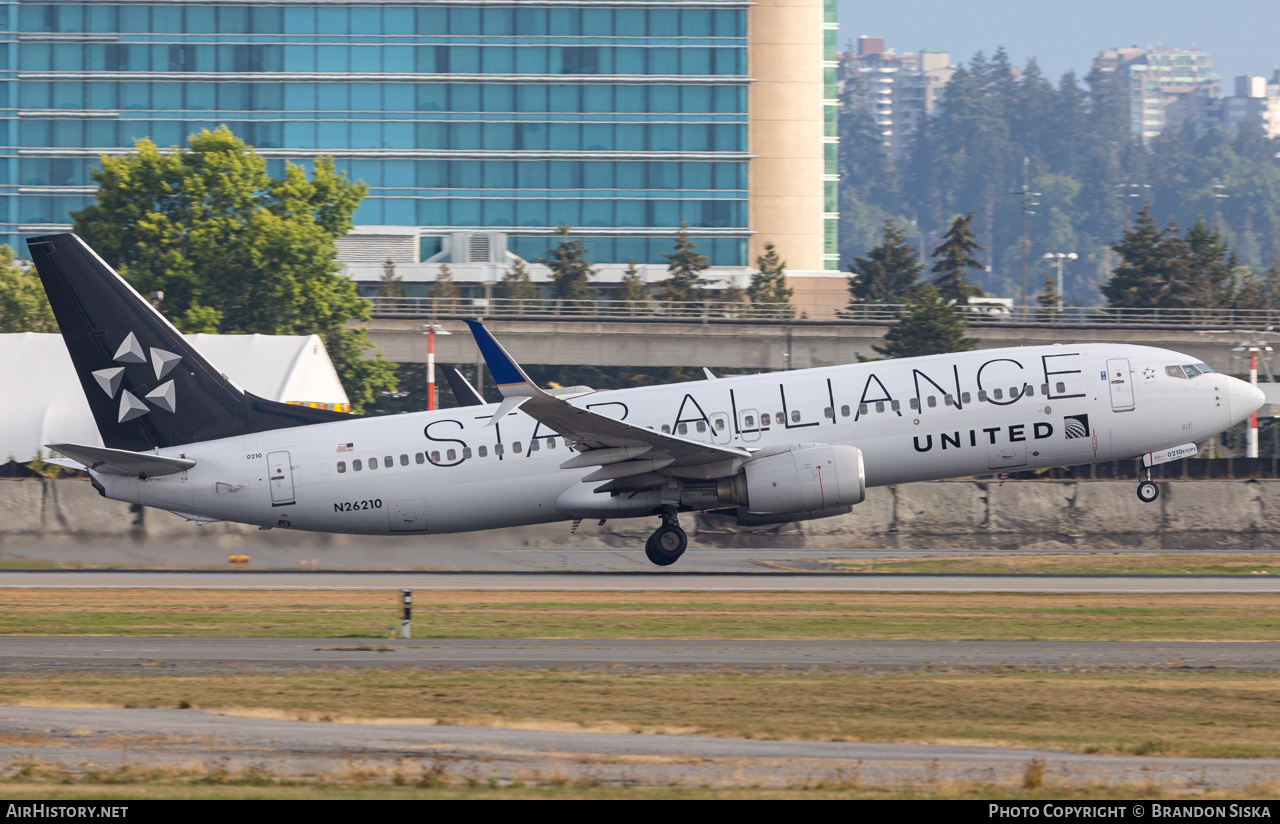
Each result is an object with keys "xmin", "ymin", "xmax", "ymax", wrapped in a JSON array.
[{"xmin": 27, "ymin": 233, "xmax": 350, "ymax": 452}]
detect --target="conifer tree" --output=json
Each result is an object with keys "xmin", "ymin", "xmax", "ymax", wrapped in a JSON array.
[
  {"xmin": 929, "ymin": 213, "xmax": 987, "ymax": 303},
  {"xmin": 1265, "ymin": 258, "xmax": 1280, "ymax": 310},
  {"xmin": 539, "ymin": 225, "xmax": 595, "ymax": 303},
  {"xmin": 1103, "ymin": 205, "xmax": 1164, "ymax": 308},
  {"xmin": 1185, "ymin": 216, "xmax": 1235, "ymax": 309},
  {"xmin": 620, "ymin": 260, "xmax": 648, "ymax": 307},
  {"xmin": 874, "ymin": 285, "xmax": 978, "ymax": 358},
  {"xmin": 747, "ymin": 241, "xmax": 794, "ymax": 318},
  {"xmin": 661, "ymin": 223, "xmax": 710, "ymax": 303},
  {"xmin": 846, "ymin": 218, "xmax": 923, "ymax": 306},
  {"xmin": 378, "ymin": 257, "xmax": 405, "ymax": 299},
  {"xmin": 430, "ymin": 263, "xmax": 460, "ymax": 313},
  {"xmin": 1035, "ymin": 268, "xmax": 1063, "ymax": 321},
  {"xmin": 498, "ymin": 258, "xmax": 536, "ymax": 311}
]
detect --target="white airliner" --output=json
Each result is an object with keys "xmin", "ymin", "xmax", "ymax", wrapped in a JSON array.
[{"xmin": 29, "ymin": 233, "xmax": 1265, "ymax": 566}]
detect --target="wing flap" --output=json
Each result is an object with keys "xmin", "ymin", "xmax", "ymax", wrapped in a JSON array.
[{"xmin": 47, "ymin": 442, "xmax": 195, "ymax": 477}]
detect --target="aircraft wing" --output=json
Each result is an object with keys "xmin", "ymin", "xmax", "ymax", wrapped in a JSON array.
[
  {"xmin": 463, "ymin": 320, "xmax": 750, "ymax": 474},
  {"xmin": 47, "ymin": 442, "xmax": 195, "ymax": 477}
]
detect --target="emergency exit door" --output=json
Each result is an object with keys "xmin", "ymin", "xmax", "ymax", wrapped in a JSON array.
[
  {"xmin": 1105, "ymin": 358, "xmax": 1135, "ymax": 411},
  {"xmin": 267, "ymin": 451, "xmax": 295, "ymax": 506}
]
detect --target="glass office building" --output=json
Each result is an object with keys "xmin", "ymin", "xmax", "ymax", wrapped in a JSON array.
[{"xmin": 2, "ymin": 0, "xmax": 758, "ymax": 267}]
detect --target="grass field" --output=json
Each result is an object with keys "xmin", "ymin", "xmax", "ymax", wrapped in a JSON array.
[
  {"xmin": 0, "ymin": 589, "xmax": 1277, "ymax": 641},
  {"xmin": 3, "ymin": 668, "xmax": 1280, "ymax": 760}
]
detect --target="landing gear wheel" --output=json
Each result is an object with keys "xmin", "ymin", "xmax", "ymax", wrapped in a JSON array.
[
  {"xmin": 645, "ymin": 524, "xmax": 687, "ymax": 566},
  {"xmin": 1137, "ymin": 480, "xmax": 1160, "ymax": 503}
]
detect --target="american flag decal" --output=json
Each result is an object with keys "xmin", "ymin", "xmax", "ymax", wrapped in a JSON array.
[{"xmin": 337, "ymin": 443, "xmax": 353, "ymax": 452}]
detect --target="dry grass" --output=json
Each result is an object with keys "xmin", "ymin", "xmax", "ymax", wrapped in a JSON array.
[
  {"xmin": 1, "ymin": 589, "xmax": 1278, "ymax": 641},
  {"xmin": 4, "ymin": 667, "xmax": 1280, "ymax": 759},
  {"xmin": 823, "ymin": 553, "xmax": 1280, "ymax": 576}
]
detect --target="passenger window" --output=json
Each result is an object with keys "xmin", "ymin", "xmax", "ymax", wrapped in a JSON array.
[
  {"xmin": 385, "ymin": 455, "xmax": 393, "ymax": 466},
  {"xmin": 1040, "ymin": 384, "xmax": 1049, "ymax": 396},
  {"xmin": 1055, "ymin": 382, "xmax": 1066, "ymax": 394},
  {"xmin": 714, "ymin": 419, "xmax": 725, "ymax": 430},
  {"xmin": 791, "ymin": 410, "xmax": 801, "ymax": 422},
  {"xmin": 761, "ymin": 413, "xmax": 771, "ymax": 426},
  {"xmin": 978, "ymin": 390, "xmax": 988, "ymax": 402},
  {"xmin": 513, "ymin": 442, "xmax": 522, "ymax": 454},
  {"xmin": 890, "ymin": 400, "xmax": 901, "ymax": 412},
  {"xmin": 478, "ymin": 445, "xmax": 488, "ymax": 457},
  {"xmin": 1009, "ymin": 386, "xmax": 1019, "ymax": 398},
  {"xmin": 495, "ymin": 444, "xmax": 504, "ymax": 456},
  {"xmin": 927, "ymin": 396, "xmax": 937, "ymax": 408},
  {"xmin": 961, "ymin": 392, "xmax": 971, "ymax": 404},
  {"xmin": 909, "ymin": 398, "xmax": 920, "ymax": 410},
  {"xmin": 776, "ymin": 411, "xmax": 784, "ymax": 423},
  {"xmin": 1024, "ymin": 385, "xmax": 1034, "ymax": 397},
  {"xmin": 677, "ymin": 423, "xmax": 687, "ymax": 435},
  {"xmin": 415, "ymin": 452, "xmax": 425, "ymax": 464},
  {"xmin": 547, "ymin": 438, "xmax": 556, "ymax": 448},
  {"xmin": 430, "ymin": 451, "xmax": 440, "ymax": 462},
  {"xmin": 530, "ymin": 440, "xmax": 540, "ymax": 452},
  {"xmin": 858, "ymin": 403, "xmax": 868, "ymax": 415},
  {"xmin": 400, "ymin": 454, "xmax": 409, "ymax": 466},
  {"xmin": 744, "ymin": 415, "xmax": 755, "ymax": 427},
  {"xmin": 944, "ymin": 394, "xmax": 954, "ymax": 406},
  {"xmin": 337, "ymin": 461, "xmax": 346, "ymax": 473},
  {"xmin": 447, "ymin": 449, "xmax": 456, "ymax": 461},
  {"xmin": 696, "ymin": 421, "xmax": 706, "ymax": 433},
  {"xmin": 840, "ymin": 405, "xmax": 850, "ymax": 417},
  {"xmin": 353, "ymin": 459, "xmax": 362, "ymax": 471},
  {"xmin": 661, "ymin": 424, "xmax": 671, "ymax": 433},
  {"xmin": 875, "ymin": 401, "xmax": 885, "ymax": 413},
  {"xmin": 368, "ymin": 457, "xmax": 378, "ymax": 469},
  {"xmin": 993, "ymin": 388, "xmax": 1003, "ymax": 400},
  {"xmin": 824, "ymin": 407, "xmax": 834, "ymax": 419},
  {"xmin": 462, "ymin": 447, "xmax": 472, "ymax": 459}
]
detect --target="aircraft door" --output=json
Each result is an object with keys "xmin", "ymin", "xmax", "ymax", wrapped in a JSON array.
[
  {"xmin": 738, "ymin": 408, "xmax": 761, "ymax": 442},
  {"xmin": 710, "ymin": 412, "xmax": 731, "ymax": 444},
  {"xmin": 267, "ymin": 451, "xmax": 295, "ymax": 507},
  {"xmin": 1105, "ymin": 358, "xmax": 1135, "ymax": 411}
]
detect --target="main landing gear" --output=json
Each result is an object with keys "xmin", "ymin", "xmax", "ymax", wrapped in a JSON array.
[
  {"xmin": 1137, "ymin": 468, "xmax": 1160, "ymax": 503},
  {"xmin": 645, "ymin": 506, "xmax": 687, "ymax": 566}
]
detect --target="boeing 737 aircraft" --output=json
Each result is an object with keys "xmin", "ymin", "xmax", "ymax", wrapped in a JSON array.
[{"xmin": 28, "ymin": 233, "xmax": 1266, "ymax": 566}]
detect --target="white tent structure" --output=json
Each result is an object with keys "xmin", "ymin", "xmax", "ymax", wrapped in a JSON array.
[{"xmin": 0, "ymin": 333, "xmax": 349, "ymax": 463}]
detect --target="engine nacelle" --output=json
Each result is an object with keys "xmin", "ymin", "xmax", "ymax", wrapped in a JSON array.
[{"xmin": 739, "ymin": 444, "xmax": 865, "ymax": 515}]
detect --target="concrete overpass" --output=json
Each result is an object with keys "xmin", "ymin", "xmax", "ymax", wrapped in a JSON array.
[{"xmin": 361, "ymin": 315, "xmax": 1258, "ymax": 374}]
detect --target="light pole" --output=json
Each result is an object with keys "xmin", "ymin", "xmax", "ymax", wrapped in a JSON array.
[
  {"xmin": 1042, "ymin": 252, "xmax": 1077, "ymax": 312},
  {"xmin": 420, "ymin": 324, "xmax": 451, "ymax": 410},
  {"xmin": 1232, "ymin": 340, "xmax": 1272, "ymax": 458},
  {"xmin": 1011, "ymin": 157, "xmax": 1040, "ymax": 308},
  {"xmin": 1116, "ymin": 182, "xmax": 1150, "ymax": 231}
]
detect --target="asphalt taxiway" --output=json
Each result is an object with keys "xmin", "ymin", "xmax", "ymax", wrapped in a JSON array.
[{"xmin": 2, "ymin": 637, "xmax": 1277, "ymax": 675}]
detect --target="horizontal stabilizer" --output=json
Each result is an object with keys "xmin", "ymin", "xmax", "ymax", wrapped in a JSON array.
[{"xmin": 47, "ymin": 442, "xmax": 195, "ymax": 477}]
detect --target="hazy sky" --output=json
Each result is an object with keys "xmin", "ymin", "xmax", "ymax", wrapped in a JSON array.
[{"xmin": 837, "ymin": 0, "xmax": 1279, "ymax": 85}]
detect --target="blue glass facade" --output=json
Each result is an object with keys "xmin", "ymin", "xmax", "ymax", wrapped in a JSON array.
[{"xmin": 1, "ymin": 1, "xmax": 752, "ymax": 265}]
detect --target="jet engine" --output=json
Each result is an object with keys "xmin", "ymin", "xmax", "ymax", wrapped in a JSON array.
[{"xmin": 734, "ymin": 444, "xmax": 865, "ymax": 515}]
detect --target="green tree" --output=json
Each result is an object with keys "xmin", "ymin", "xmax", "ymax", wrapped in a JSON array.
[
  {"xmin": 873, "ymin": 285, "xmax": 979, "ymax": 358},
  {"xmin": 660, "ymin": 223, "xmax": 709, "ymax": 303},
  {"xmin": 846, "ymin": 218, "xmax": 923, "ymax": 306},
  {"xmin": 1266, "ymin": 258, "xmax": 1280, "ymax": 310},
  {"xmin": 377, "ymin": 257, "xmax": 405, "ymax": 299},
  {"xmin": 497, "ymin": 258, "xmax": 536, "ymax": 311},
  {"xmin": 539, "ymin": 225, "xmax": 595, "ymax": 302},
  {"xmin": 1185, "ymin": 216, "xmax": 1235, "ymax": 309},
  {"xmin": 620, "ymin": 260, "xmax": 649, "ymax": 309},
  {"xmin": 1102, "ymin": 206, "xmax": 1199, "ymax": 309},
  {"xmin": 71, "ymin": 126, "xmax": 394, "ymax": 412},
  {"xmin": 430, "ymin": 263, "xmax": 460, "ymax": 313},
  {"xmin": 0, "ymin": 245, "xmax": 57, "ymax": 333},
  {"xmin": 747, "ymin": 241, "xmax": 794, "ymax": 318},
  {"xmin": 929, "ymin": 213, "xmax": 987, "ymax": 303},
  {"xmin": 1035, "ymin": 268, "xmax": 1063, "ymax": 321}
]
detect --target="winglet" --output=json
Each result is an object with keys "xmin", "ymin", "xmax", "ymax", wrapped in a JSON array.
[{"xmin": 462, "ymin": 320, "xmax": 546, "ymax": 399}]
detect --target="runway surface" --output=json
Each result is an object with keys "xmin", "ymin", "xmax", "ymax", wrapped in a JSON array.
[
  {"xmin": 1, "ymin": 706, "xmax": 1274, "ymax": 790},
  {"xmin": 3, "ymin": 569, "xmax": 1280, "ymax": 592},
  {"xmin": 3, "ymin": 637, "xmax": 1277, "ymax": 674}
]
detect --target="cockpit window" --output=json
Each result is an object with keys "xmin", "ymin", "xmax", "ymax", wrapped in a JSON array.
[
  {"xmin": 1182, "ymin": 365, "xmax": 1201, "ymax": 379},
  {"xmin": 1166, "ymin": 365, "xmax": 1188, "ymax": 379},
  {"xmin": 1194, "ymin": 363, "xmax": 1214, "ymax": 374}
]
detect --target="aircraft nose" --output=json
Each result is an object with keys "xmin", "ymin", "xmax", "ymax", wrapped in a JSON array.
[{"xmin": 1225, "ymin": 376, "xmax": 1266, "ymax": 422}]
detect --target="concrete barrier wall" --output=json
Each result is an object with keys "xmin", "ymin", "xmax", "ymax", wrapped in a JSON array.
[{"xmin": 0, "ymin": 477, "xmax": 1274, "ymax": 556}]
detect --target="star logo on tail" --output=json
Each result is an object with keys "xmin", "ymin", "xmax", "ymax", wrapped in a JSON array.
[{"xmin": 91, "ymin": 332, "xmax": 183, "ymax": 422}]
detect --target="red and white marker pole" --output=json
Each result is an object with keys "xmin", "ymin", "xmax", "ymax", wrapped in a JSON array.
[
  {"xmin": 430, "ymin": 323, "xmax": 440, "ymax": 409},
  {"xmin": 1250, "ymin": 349, "xmax": 1258, "ymax": 458}
]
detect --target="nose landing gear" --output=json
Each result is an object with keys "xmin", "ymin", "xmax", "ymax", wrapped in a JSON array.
[
  {"xmin": 644, "ymin": 506, "xmax": 687, "ymax": 566},
  {"xmin": 1137, "ymin": 468, "xmax": 1160, "ymax": 503}
]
